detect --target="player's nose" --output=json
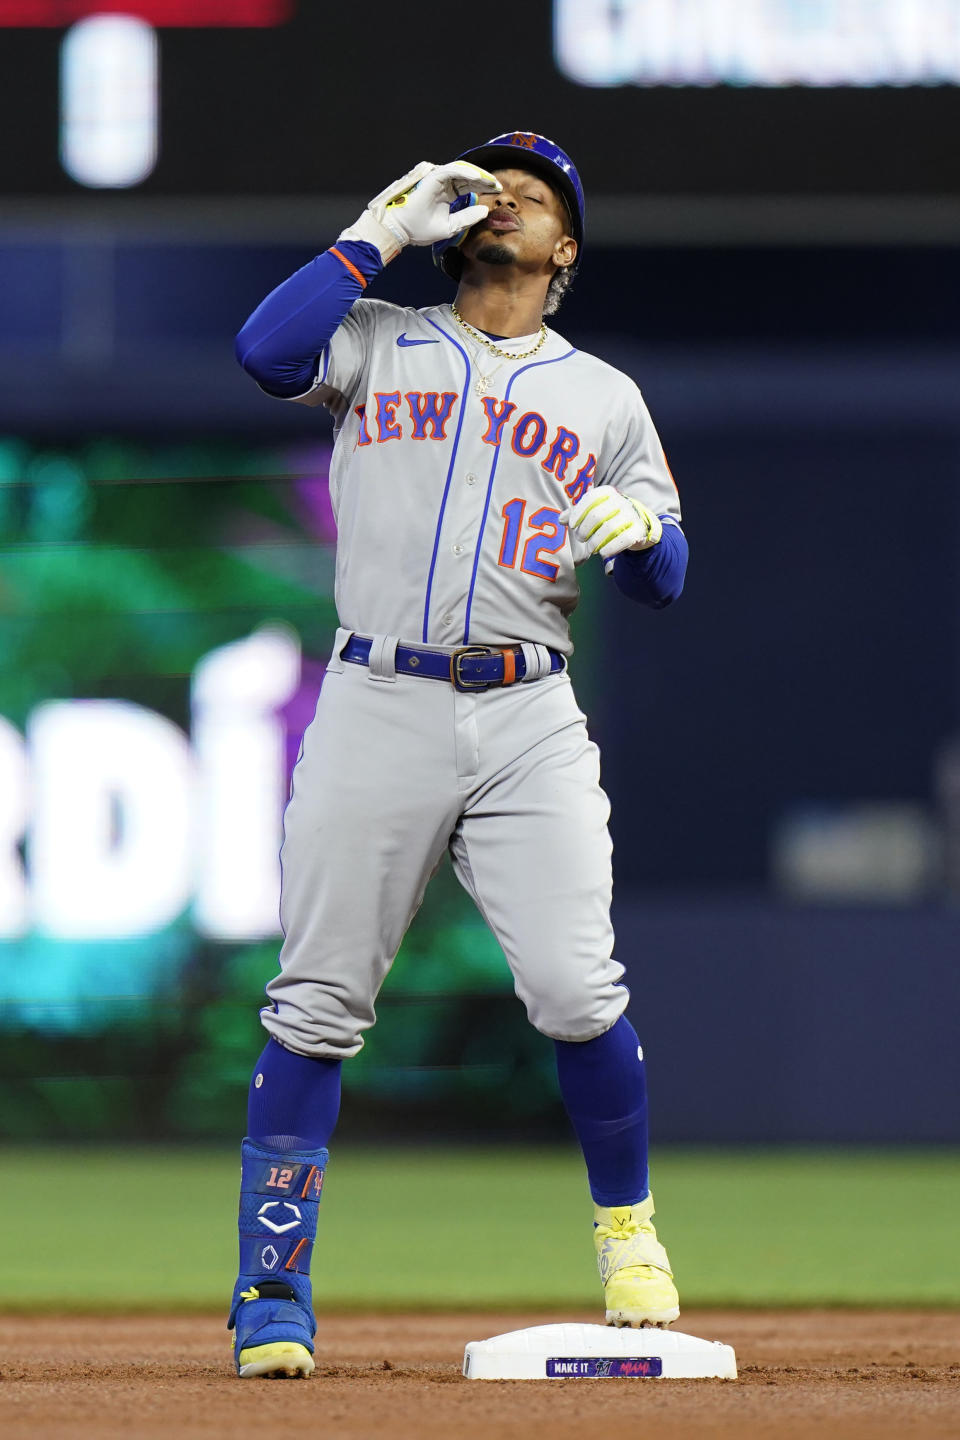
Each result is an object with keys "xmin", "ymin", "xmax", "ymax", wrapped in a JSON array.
[{"xmin": 487, "ymin": 178, "xmax": 519, "ymax": 207}]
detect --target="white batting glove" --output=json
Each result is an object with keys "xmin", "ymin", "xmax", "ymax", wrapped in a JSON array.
[
  {"xmin": 560, "ymin": 485, "xmax": 663, "ymax": 560},
  {"xmin": 338, "ymin": 161, "xmax": 501, "ymax": 264}
]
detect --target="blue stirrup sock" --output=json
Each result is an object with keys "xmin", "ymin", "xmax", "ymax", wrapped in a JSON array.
[
  {"xmin": 246, "ymin": 1037, "xmax": 342, "ymax": 1150},
  {"xmin": 228, "ymin": 1040, "xmax": 342, "ymax": 1354},
  {"xmin": 554, "ymin": 1014, "xmax": 650, "ymax": 1208}
]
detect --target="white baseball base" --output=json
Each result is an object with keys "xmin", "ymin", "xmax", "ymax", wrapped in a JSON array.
[{"xmin": 463, "ymin": 1323, "xmax": 737, "ymax": 1380}]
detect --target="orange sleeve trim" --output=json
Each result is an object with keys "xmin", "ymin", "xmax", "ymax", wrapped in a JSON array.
[
  {"xmin": 330, "ymin": 246, "xmax": 368, "ymax": 289},
  {"xmin": 501, "ymin": 649, "xmax": 517, "ymax": 686}
]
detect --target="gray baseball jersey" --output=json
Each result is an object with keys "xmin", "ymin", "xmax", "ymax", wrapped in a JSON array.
[
  {"xmin": 261, "ymin": 297, "xmax": 682, "ymax": 1058},
  {"xmin": 291, "ymin": 299, "xmax": 681, "ymax": 654}
]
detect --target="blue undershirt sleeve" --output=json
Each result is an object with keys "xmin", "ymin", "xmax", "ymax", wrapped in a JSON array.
[
  {"xmin": 234, "ymin": 240, "xmax": 384, "ymax": 398},
  {"xmin": 609, "ymin": 522, "xmax": 688, "ymax": 609}
]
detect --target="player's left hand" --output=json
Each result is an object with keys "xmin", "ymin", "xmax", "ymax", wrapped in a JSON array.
[{"xmin": 560, "ymin": 486, "xmax": 663, "ymax": 559}]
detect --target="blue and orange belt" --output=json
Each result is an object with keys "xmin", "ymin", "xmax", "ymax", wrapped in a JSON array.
[{"xmin": 341, "ymin": 635, "xmax": 566, "ymax": 693}]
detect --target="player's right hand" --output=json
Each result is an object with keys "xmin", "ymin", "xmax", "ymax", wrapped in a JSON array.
[
  {"xmin": 384, "ymin": 161, "xmax": 500, "ymax": 247},
  {"xmin": 338, "ymin": 161, "xmax": 500, "ymax": 264}
]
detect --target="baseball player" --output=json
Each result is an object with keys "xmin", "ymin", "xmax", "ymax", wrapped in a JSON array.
[{"xmin": 228, "ymin": 132, "xmax": 688, "ymax": 1378}]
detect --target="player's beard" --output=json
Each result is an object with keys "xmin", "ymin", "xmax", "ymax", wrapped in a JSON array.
[{"xmin": 473, "ymin": 240, "xmax": 515, "ymax": 267}]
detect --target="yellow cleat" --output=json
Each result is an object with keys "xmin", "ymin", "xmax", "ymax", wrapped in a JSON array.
[
  {"xmin": 593, "ymin": 1192, "xmax": 680, "ymax": 1329},
  {"xmin": 235, "ymin": 1340, "xmax": 315, "ymax": 1379}
]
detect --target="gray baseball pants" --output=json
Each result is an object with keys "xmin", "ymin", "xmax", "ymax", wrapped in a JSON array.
[{"xmin": 261, "ymin": 629, "xmax": 628, "ymax": 1056}]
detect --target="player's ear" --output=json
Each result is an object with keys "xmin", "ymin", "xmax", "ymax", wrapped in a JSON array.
[{"xmin": 553, "ymin": 235, "xmax": 577, "ymax": 269}]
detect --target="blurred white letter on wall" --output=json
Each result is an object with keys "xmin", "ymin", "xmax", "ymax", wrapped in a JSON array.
[
  {"xmin": 61, "ymin": 15, "xmax": 159, "ymax": 188},
  {"xmin": 29, "ymin": 701, "xmax": 193, "ymax": 938},
  {"xmin": 192, "ymin": 627, "xmax": 301, "ymax": 941},
  {"xmin": 0, "ymin": 718, "xmax": 29, "ymax": 938}
]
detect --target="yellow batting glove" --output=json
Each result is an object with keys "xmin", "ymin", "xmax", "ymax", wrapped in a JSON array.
[{"xmin": 560, "ymin": 485, "xmax": 663, "ymax": 560}]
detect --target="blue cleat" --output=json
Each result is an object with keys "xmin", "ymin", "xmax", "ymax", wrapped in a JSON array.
[{"xmin": 231, "ymin": 1279, "xmax": 315, "ymax": 1378}]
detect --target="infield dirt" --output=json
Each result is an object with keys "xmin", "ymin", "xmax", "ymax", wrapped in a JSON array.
[{"xmin": 1, "ymin": 1310, "xmax": 957, "ymax": 1439}]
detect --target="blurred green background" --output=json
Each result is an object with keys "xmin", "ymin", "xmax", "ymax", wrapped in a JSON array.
[{"xmin": 4, "ymin": 1147, "xmax": 958, "ymax": 1312}]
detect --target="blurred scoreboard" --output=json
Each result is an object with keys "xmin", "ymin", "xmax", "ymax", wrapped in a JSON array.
[{"xmin": 0, "ymin": 0, "xmax": 958, "ymax": 195}]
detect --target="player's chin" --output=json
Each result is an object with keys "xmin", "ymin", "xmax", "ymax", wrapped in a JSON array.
[{"xmin": 471, "ymin": 238, "xmax": 517, "ymax": 268}]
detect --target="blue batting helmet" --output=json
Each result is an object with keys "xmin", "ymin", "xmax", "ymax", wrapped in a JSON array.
[{"xmin": 433, "ymin": 130, "xmax": 585, "ymax": 279}]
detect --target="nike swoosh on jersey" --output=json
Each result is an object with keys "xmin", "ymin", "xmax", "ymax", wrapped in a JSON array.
[{"xmin": 397, "ymin": 334, "xmax": 439, "ymax": 347}]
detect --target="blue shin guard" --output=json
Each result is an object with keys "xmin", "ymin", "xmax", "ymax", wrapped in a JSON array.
[{"xmin": 228, "ymin": 1137, "xmax": 328, "ymax": 1377}]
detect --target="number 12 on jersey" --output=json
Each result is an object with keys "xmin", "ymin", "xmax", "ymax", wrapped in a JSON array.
[{"xmin": 498, "ymin": 500, "xmax": 566, "ymax": 581}]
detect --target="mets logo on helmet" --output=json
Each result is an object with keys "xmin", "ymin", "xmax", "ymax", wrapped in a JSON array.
[{"xmin": 509, "ymin": 132, "xmax": 538, "ymax": 148}]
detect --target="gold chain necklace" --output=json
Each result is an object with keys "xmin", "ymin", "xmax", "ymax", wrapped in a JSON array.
[{"xmin": 450, "ymin": 303, "xmax": 548, "ymax": 396}]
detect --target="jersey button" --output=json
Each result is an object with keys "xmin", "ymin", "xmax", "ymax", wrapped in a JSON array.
[
  {"xmin": 452, "ymin": 543, "xmax": 464, "ymax": 555},
  {"xmin": 442, "ymin": 613, "xmax": 453, "ymax": 625},
  {"xmin": 465, "ymin": 473, "xmax": 477, "ymax": 486}
]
